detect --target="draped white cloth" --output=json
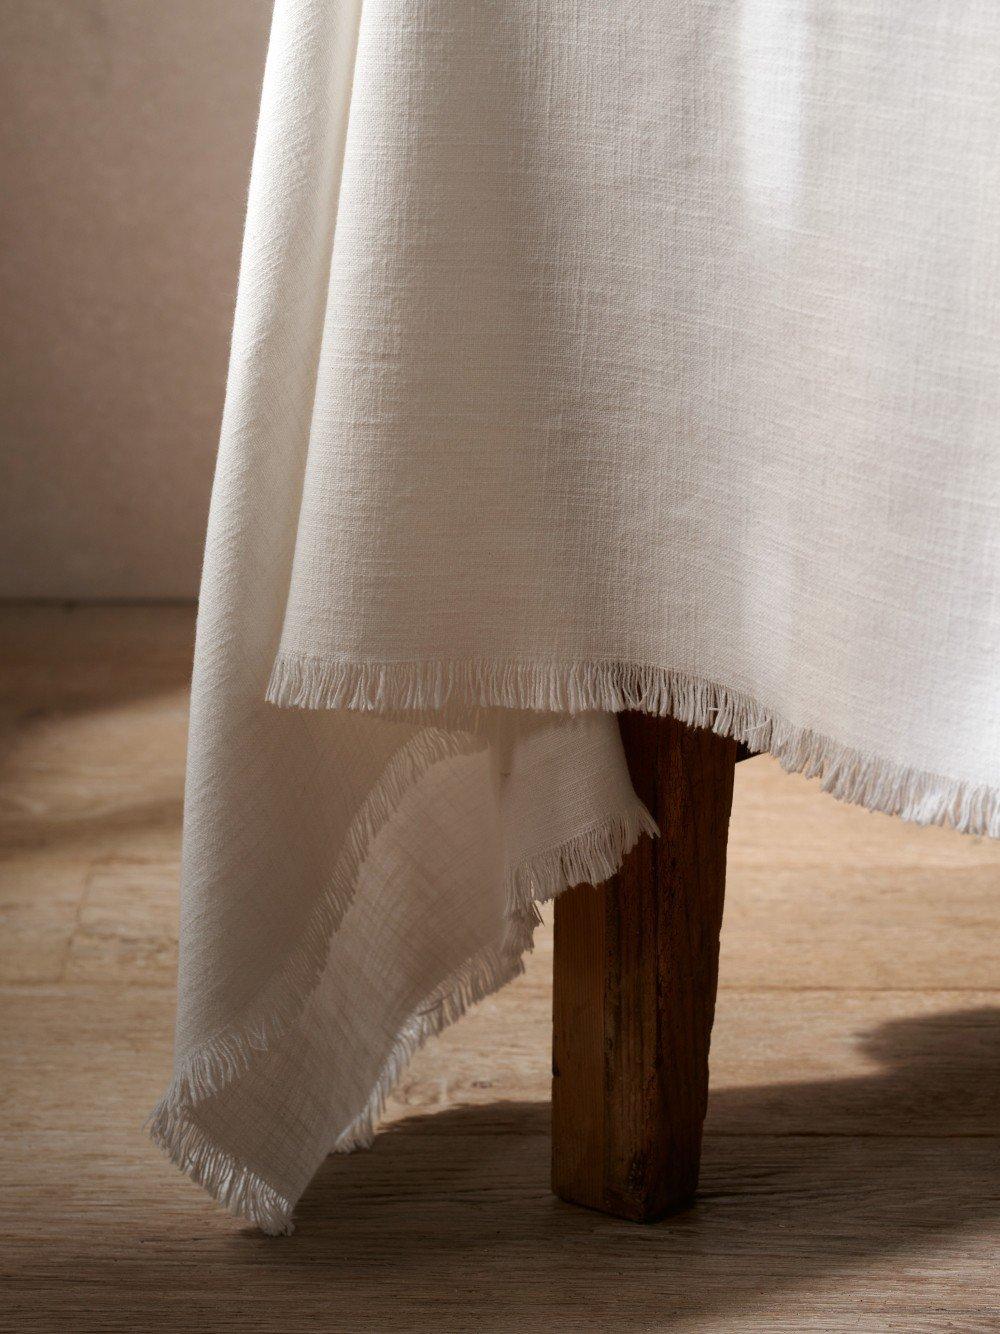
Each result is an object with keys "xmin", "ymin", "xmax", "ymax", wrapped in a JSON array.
[{"xmin": 150, "ymin": 0, "xmax": 1000, "ymax": 1233}]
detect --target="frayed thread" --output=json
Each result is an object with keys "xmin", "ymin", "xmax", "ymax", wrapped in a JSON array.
[
  {"xmin": 330, "ymin": 934, "xmax": 528, "ymax": 1156},
  {"xmin": 333, "ymin": 802, "xmax": 654, "ymax": 1155},
  {"xmin": 149, "ymin": 799, "xmax": 654, "ymax": 1234},
  {"xmin": 147, "ymin": 1105, "xmax": 294, "ymax": 1236},
  {"xmin": 148, "ymin": 726, "xmax": 485, "ymax": 1234},
  {"xmin": 267, "ymin": 653, "xmax": 999, "ymax": 839},
  {"xmin": 153, "ymin": 726, "xmax": 481, "ymax": 1116},
  {"xmin": 506, "ymin": 806, "xmax": 660, "ymax": 908}
]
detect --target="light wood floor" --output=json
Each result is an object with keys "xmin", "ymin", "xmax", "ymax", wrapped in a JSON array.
[{"xmin": 2, "ymin": 604, "xmax": 999, "ymax": 1332}]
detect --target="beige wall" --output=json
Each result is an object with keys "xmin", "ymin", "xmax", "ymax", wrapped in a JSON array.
[{"xmin": 0, "ymin": 0, "xmax": 273, "ymax": 598}]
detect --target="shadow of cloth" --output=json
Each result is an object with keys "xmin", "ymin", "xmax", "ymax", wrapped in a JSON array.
[{"xmin": 203, "ymin": 1005, "xmax": 1000, "ymax": 1329}]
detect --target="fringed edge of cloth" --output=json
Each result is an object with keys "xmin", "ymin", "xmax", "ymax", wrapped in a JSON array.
[
  {"xmin": 146, "ymin": 725, "xmax": 481, "ymax": 1234},
  {"xmin": 267, "ymin": 653, "xmax": 1000, "ymax": 839},
  {"xmin": 147, "ymin": 1108, "xmax": 296, "ymax": 1237},
  {"xmin": 148, "ymin": 765, "xmax": 656, "ymax": 1234},
  {"xmin": 151, "ymin": 728, "xmax": 481, "ymax": 1115},
  {"xmin": 331, "ymin": 806, "xmax": 658, "ymax": 1157}
]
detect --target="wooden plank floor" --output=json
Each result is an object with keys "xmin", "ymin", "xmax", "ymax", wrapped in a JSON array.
[{"xmin": 2, "ymin": 603, "xmax": 999, "ymax": 1332}]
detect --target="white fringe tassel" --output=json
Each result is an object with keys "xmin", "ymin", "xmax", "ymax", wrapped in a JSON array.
[
  {"xmin": 267, "ymin": 653, "xmax": 999, "ymax": 839},
  {"xmin": 148, "ymin": 772, "xmax": 655, "ymax": 1234}
]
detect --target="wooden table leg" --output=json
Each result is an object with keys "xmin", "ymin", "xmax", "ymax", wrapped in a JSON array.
[{"xmin": 551, "ymin": 711, "xmax": 738, "ymax": 1221}]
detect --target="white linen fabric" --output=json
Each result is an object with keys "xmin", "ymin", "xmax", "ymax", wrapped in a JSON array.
[{"xmin": 150, "ymin": 0, "xmax": 1000, "ymax": 1233}]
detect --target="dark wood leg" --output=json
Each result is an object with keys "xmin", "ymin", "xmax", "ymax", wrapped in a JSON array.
[{"xmin": 551, "ymin": 711, "xmax": 738, "ymax": 1221}]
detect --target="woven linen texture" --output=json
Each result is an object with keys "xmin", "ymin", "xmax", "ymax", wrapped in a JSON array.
[{"xmin": 151, "ymin": 0, "xmax": 1000, "ymax": 1233}]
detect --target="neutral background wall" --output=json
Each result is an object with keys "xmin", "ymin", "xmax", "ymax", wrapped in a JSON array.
[{"xmin": 0, "ymin": 0, "xmax": 273, "ymax": 598}]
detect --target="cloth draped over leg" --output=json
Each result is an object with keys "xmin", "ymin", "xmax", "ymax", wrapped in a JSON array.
[{"xmin": 150, "ymin": 0, "xmax": 1000, "ymax": 1233}]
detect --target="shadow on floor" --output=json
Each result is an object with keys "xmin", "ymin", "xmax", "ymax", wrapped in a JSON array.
[
  {"xmin": 195, "ymin": 1006, "xmax": 1000, "ymax": 1329},
  {"xmin": 7, "ymin": 1005, "xmax": 999, "ymax": 1328}
]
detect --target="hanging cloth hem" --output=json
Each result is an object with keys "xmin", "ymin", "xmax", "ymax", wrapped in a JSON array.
[
  {"xmin": 267, "ymin": 654, "xmax": 1000, "ymax": 839},
  {"xmin": 148, "ymin": 794, "xmax": 656, "ymax": 1235}
]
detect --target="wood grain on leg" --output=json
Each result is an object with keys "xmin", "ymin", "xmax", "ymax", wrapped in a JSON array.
[{"xmin": 551, "ymin": 711, "xmax": 738, "ymax": 1221}]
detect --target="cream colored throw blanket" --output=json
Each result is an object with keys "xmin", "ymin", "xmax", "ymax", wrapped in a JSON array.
[{"xmin": 150, "ymin": 0, "xmax": 1000, "ymax": 1233}]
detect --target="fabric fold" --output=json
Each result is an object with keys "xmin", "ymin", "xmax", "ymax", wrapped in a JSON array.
[{"xmin": 151, "ymin": 710, "xmax": 655, "ymax": 1235}]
